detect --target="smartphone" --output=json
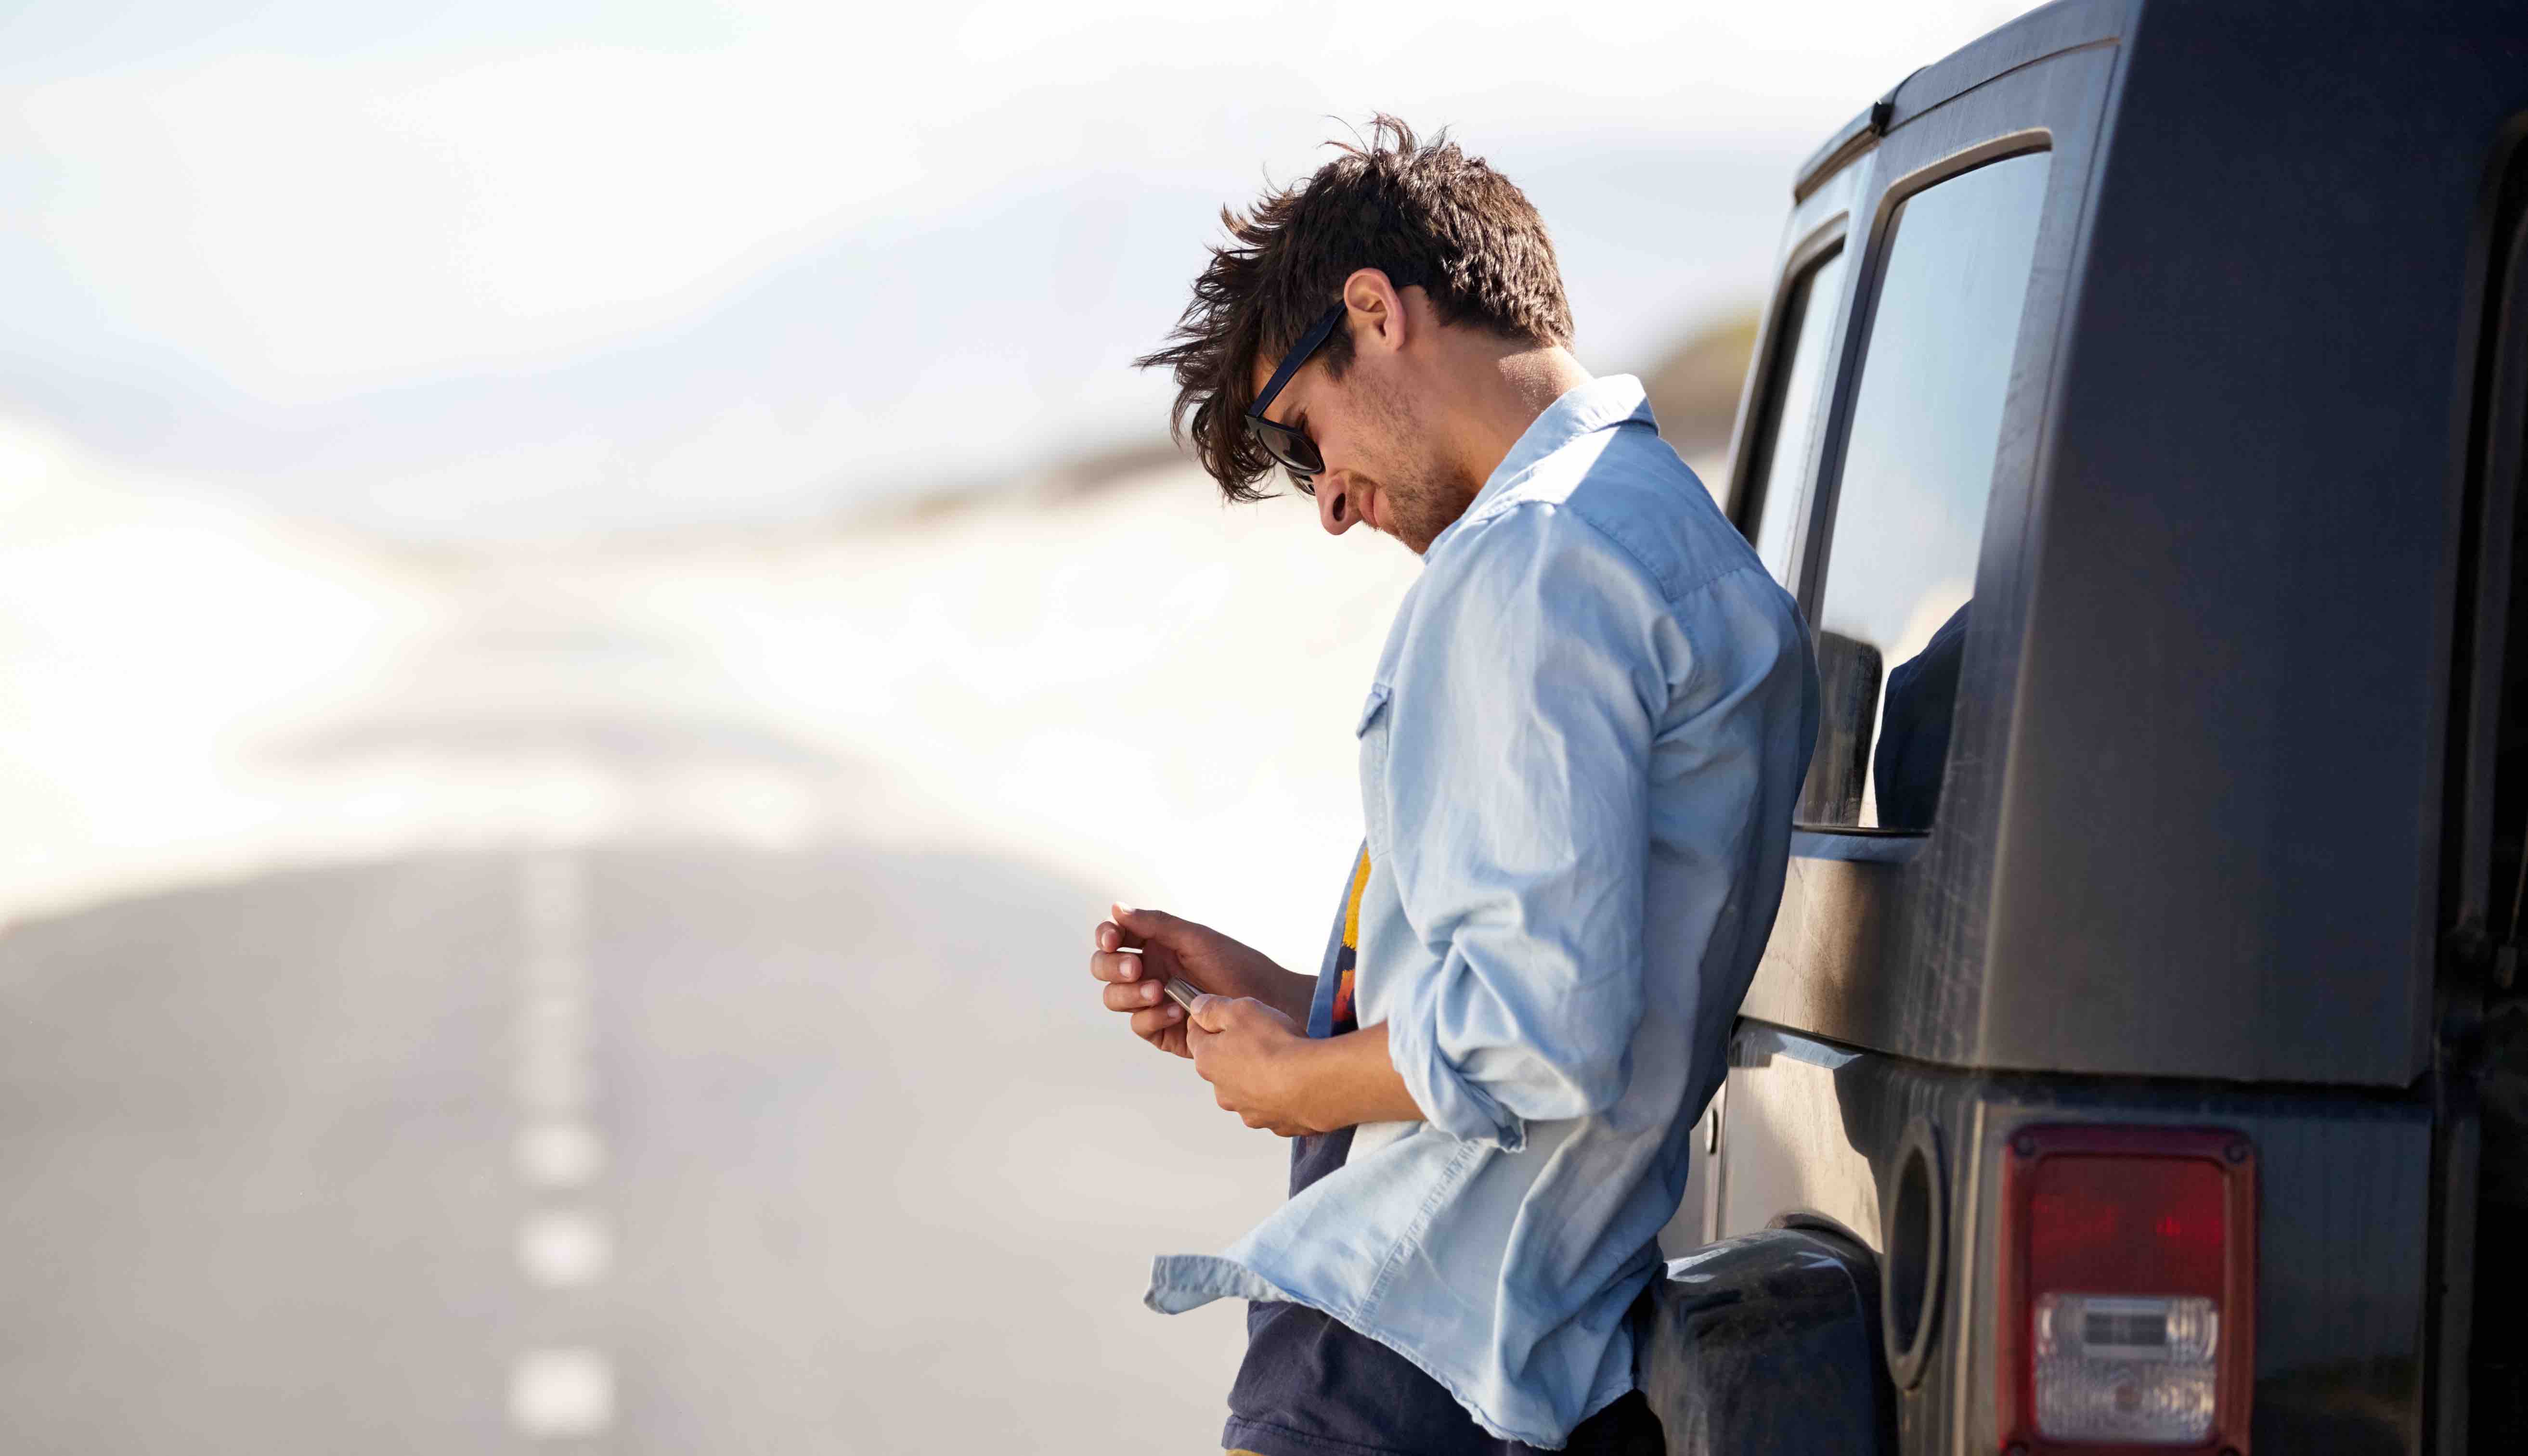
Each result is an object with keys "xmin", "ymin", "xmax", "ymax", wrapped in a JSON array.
[{"xmin": 1161, "ymin": 976, "xmax": 1205, "ymax": 1013}]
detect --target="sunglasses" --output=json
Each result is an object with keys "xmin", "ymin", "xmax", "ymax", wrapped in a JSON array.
[{"xmin": 1244, "ymin": 301, "xmax": 1346, "ymax": 490}]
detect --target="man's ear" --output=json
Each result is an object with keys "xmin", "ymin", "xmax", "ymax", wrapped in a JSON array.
[{"xmin": 1340, "ymin": 268, "xmax": 1411, "ymax": 357}]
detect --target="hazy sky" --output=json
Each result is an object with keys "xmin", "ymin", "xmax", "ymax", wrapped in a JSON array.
[{"xmin": 0, "ymin": 0, "xmax": 2037, "ymax": 537}]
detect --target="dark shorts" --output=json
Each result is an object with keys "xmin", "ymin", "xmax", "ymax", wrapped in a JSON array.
[
  {"xmin": 1221, "ymin": 1125, "xmax": 1664, "ymax": 1456},
  {"xmin": 1224, "ymin": 1300, "xmax": 1663, "ymax": 1456}
]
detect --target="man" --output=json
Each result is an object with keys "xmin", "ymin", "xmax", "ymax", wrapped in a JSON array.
[{"xmin": 1086, "ymin": 117, "xmax": 1818, "ymax": 1455}]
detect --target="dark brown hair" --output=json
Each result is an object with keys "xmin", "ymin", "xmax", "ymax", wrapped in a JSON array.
[{"xmin": 1137, "ymin": 115, "xmax": 1575, "ymax": 502}]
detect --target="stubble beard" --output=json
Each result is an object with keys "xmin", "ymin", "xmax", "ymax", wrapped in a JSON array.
[{"xmin": 1353, "ymin": 370, "xmax": 1483, "ymax": 555}]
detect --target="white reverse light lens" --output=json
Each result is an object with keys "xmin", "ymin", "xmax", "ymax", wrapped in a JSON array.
[{"xmin": 2033, "ymin": 1293, "xmax": 2218, "ymax": 1443}]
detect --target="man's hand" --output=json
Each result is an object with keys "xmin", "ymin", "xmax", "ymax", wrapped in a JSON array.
[
  {"xmin": 1186, "ymin": 994, "xmax": 1314, "ymax": 1135},
  {"xmin": 1087, "ymin": 903, "xmax": 1424, "ymax": 1135},
  {"xmin": 1088, "ymin": 904, "xmax": 1311, "ymax": 1059}
]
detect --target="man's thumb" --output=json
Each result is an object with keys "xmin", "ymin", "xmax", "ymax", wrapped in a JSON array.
[
  {"xmin": 1187, "ymin": 992, "xmax": 1228, "ymax": 1032},
  {"xmin": 1112, "ymin": 903, "xmax": 1180, "ymax": 941}
]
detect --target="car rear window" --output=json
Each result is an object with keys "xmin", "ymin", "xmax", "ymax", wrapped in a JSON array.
[
  {"xmin": 1800, "ymin": 149, "xmax": 2051, "ymax": 831},
  {"xmin": 1740, "ymin": 245, "xmax": 1848, "ymax": 584}
]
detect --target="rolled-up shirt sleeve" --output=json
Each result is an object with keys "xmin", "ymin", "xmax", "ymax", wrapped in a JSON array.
[{"xmin": 1379, "ymin": 504, "xmax": 1683, "ymax": 1151}]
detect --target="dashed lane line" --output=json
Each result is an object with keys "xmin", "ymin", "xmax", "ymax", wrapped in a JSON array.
[
  {"xmin": 517, "ymin": 1209, "xmax": 615, "ymax": 1289},
  {"xmin": 509, "ymin": 1347, "xmax": 615, "ymax": 1438},
  {"xmin": 509, "ymin": 851, "xmax": 615, "ymax": 1439}
]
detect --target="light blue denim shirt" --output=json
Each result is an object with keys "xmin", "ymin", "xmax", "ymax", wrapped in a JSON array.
[{"xmin": 1147, "ymin": 375, "xmax": 1819, "ymax": 1448}]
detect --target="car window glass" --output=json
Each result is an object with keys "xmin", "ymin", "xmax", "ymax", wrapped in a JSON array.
[
  {"xmin": 1801, "ymin": 149, "xmax": 2051, "ymax": 831},
  {"xmin": 1742, "ymin": 246, "xmax": 1848, "ymax": 583}
]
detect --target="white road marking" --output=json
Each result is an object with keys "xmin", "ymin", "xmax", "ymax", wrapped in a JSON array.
[
  {"xmin": 516, "ymin": 1209, "xmax": 614, "ymax": 1288},
  {"xmin": 507, "ymin": 852, "xmax": 617, "ymax": 1439},
  {"xmin": 514, "ymin": 1120, "xmax": 607, "ymax": 1188},
  {"xmin": 509, "ymin": 1348, "xmax": 614, "ymax": 1437}
]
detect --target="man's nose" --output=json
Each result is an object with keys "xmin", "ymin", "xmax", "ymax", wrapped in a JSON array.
[{"xmin": 1316, "ymin": 475, "xmax": 1361, "ymax": 536}]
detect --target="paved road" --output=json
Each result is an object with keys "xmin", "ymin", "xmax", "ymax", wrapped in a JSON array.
[{"xmin": 0, "ymin": 840, "xmax": 1270, "ymax": 1452}]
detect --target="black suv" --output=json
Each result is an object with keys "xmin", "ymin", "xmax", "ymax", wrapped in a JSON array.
[{"xmin": 1639, "ymin": 3, "xmax": 2528, "ymax": 1453}]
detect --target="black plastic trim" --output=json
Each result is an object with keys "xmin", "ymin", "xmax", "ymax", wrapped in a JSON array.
[{"xmin": 1880, "ymin": 1115, "xmax": 1946, "ymax": 1391}]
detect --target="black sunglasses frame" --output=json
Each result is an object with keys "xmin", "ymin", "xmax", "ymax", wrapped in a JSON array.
[{"xmin": 1244, "ymin": 301, "xmax": 1347, "ymax": 490}]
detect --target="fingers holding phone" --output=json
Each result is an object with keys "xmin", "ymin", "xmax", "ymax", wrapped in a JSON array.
[
  {"xmin": 1089, "ymin": 903, "xmax": 1311, "ymax": 1059},
  {"xmin": 1089, "ymin": 916, "xmax": 1196, "ymax": 1057}
]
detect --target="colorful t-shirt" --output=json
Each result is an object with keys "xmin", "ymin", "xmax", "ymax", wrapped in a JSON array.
[{"xmin": 1327, "ymin": 844, "xmax": 1370, "ymax": 1035}]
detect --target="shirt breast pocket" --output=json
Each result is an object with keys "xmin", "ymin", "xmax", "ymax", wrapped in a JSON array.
[{"xmin": 1356, "ymin": 680, "xmax": 1394, "ymax": 856}]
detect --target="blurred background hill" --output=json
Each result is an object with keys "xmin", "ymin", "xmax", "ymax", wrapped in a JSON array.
[
  {"xmin": 0, "ymin": 2, "xmax": 2035, "ymax": 1451},
  {"xmin": 1642, "ymin": 310, "xmax": 1766, "ymax": 465}
]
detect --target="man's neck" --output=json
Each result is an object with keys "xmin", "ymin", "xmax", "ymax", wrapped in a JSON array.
[{"xmin": 1439, "ymin": 339, "xmax": 1595, "ymax": 492}]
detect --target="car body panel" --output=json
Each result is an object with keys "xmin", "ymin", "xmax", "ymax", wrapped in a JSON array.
[
  {"xmin": 1709, "ymin": 1023, "xmax": 2432, "ymax": 1452},
  {"xmin": 1734, "ymin": 0, "xmax": 2528, "ymax": 1088},
  {"xmin": 1659, "ymin": 3, "xmax": 2528, "ymax": 1453}
]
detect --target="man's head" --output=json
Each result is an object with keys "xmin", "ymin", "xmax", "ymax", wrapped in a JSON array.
[{"xmin": 1137, "ymin": 116, "xmax": 1576, "ymax": 553}]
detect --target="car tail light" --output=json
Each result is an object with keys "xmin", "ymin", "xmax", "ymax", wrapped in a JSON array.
[{"xmin": 1998, "ymin": 1126, "xmax": 2255, "ymax": 1453}]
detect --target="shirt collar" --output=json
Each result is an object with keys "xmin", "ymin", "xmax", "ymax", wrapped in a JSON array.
[{"xmin": 1424, "ymin": 374, "xmax": 1654, "ymax": 559}]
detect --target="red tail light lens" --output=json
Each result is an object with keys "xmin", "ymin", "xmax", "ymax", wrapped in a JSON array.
[{"xmin": 1998, "ymin": 1126, "xmax": 2255, "ymax": 1452}]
